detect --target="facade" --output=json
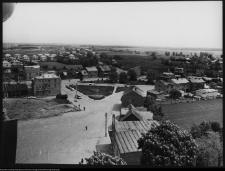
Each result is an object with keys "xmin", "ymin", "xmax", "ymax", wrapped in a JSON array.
[
  {"xmin": 97, "ymin": 65, "xmax": 111, "ymax": 77},
  {"xmin": 23, "ymin": 65, "xmax": 40, "ymax": 81},
  {"xmin": 121, "ymin": 86, "xmax": 145, "ymax": 107},
  {"xmin": 21, "ymin": 55, "xmax": 30, "ymax": 61},
  {"xmin": 155, "ymin": 80, "xmax": 176, "ymax": 94},
  {"xmin": 131, "ymin": 66, "xmax": 141, "ymax": 76},
  {"xmin": 171, "ymin": 78, "xmax": 190, "ymax": 92},
  {"xmin": 32, "ymin": 73, "xmax": 61, "ymax": 96},
  {"xmin": 109, "ymin": 120, "xmax": 159, "ymax": 165},
  {"xmin": 3, "ymin": 82, "xmax": 28, "ymax": 98},
  {"xmin": 3, "ymin": 61, "xmax": 12, "ymax": 82},
  {"xmin": 85, "ymin": 66, "xmax": 98, "ymax": 78},
  {"xmin": 188, "ymin": 77, "xmax": 205, "ymax": 92}
]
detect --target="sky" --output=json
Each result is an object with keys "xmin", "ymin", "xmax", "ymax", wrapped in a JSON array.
[{"xmin": 3, "ymin": 2, "xmax": 223, "ymax": 49}]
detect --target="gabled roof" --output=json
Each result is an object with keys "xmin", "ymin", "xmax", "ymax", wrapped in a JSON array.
[
  {"xmin": 85, "ymin": 66, "xmax": 98, "ymax": 72},
  {"xmin": 81, "ymin": 70, "xmax": 88, "ymax": 75},
  {"xmin": 113, "ymin": 120, "xmax": 159, "ymax": 154},
  {"xmin": 171, "ymin": 78, "xmax": 189, "ymax": 84},
  {"xmin": 120, "ymin": 104, "xmax": 153, "ymax": 121},
  {"xmin": 122, "ymin": 86, "xmax": 145, "ymax": 97}
]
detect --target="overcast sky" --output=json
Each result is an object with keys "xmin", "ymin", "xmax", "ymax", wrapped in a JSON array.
[{"xmin": 3, "ymin": 2, "xmax": 222, "ymax": 48}]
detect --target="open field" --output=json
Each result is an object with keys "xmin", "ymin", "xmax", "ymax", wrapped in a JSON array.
[
  {"xmin": 162, "ymin": 98, "xmax": 223, "ymax": 132},
  {"xmin": 3, "ymin": 98, "xmax": 79, "ymax": 120}
]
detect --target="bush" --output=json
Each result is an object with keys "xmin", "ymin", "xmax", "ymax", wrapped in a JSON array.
[
  {"xmin": 88, "ymin": 95, "xmax": 105, "ymax": 100},
  {"xmin": 138, "ymin": 120, "xmax": 197, "ymax": 166},
  {"xmin": 80, "ymin": 151, "xmax": 127, "ymax": 165},
  {"xmin": 56, "ymin": 94, "xmax": 68, "ymax": 99}
]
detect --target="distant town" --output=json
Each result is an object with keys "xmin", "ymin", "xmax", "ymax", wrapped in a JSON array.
[{"xmin": 2, "ymin": 43, "xmax": 223, "ymax": 165}]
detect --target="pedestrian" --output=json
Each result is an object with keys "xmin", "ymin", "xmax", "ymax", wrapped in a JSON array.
[
  {"xmin": 86, "ymin": 126, "xmax": 87, "ymax": 130},
  {"xmin": 84, "ymin": 107, "xmax": 85, "ymax": 111}
]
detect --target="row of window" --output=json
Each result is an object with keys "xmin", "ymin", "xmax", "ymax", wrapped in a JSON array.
[{"xmin": 36, "ymin": 84, "xmax": 57, "ymax": 89}]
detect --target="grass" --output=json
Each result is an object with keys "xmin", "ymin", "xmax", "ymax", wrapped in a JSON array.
[
  {"xmin": 162, "ymin": 98, "xmax": 223, "ymax": 132},
  {"xmin": 70, "ymin": 84, "xmax": 114, "ymax": 96},
  {"xmin": 115, "ymin": 86, "xmax": 126, "ymax": 93},
  {"xmin": 3, "ymin": 98, "xmax": 78, "ymax": 120}
]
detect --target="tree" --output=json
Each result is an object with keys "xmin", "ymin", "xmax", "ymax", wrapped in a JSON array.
[
  {"xmin": 152, "ymin": 52, "xmax": 157, "ymax": 59},
  {"xmin": 79, "ymin": 151, "xmax": 127, "ymax": 165},
  {"xmin": 109, "ymin": 71, "xmax": 118, "ymax": 83},
  {"xmin": 172, "ymin": 52, "xmax": 175, "ymax": 56},
  {"xmin": 165, "ymin": 51, "xmax": 168, "ymax": 56},
  {"xmin": 211, "ymin": 122, "xmax": 222, "ymax": 132},
  {"xmin": 128, "ymin": 69, "xmax": 137, "ymax": 81},
  {"xmin": 53, "ymin": 66, "xmax": 57, "ymax": 70},
  {"xmin": 144, "ymin": 95, "xmax": 155, "ymax": 108},
  {"xmin": 119, "ymin": 72, "xmax": 128, "ymax": 84},
  {"xmin": 138, "ymin": 120, "xmax": 197, "ymax": 166},
  {"xmin": 146, "ymin": 76, "xmax": 154, "ymax": 85},
  {"xmin": 169, "ymin": 89, "xmax": 181, "ymax": 101},
  {"xmin": 195, "ymin": 131, "xmax": 223, "ymax": 166},
  {"xmin": 148, "ymin": 104, "xmax": 164, "ymax": 121}
]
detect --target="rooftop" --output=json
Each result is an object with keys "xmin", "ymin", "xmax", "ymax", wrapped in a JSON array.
[
  {"xmin": 99, "ymin": 65, "xmax": 111, "ymax": 72},
  {"xmin": 113, "ymin": 120, "xmax": 159, "ymax": 154},
  {"xmin": 24, "ymin": 65, "xmax": 40, "ymax": 69},
  {"xmin": 196, "ymin": 89, "xmax": 218, "ymax": 93},
  {"xmin": 35, "ymin": 73, "xmax": 60, "ymax": 79},
  {"xmin": 171, "ymin": 78, "xmax": 189, "ymax": 84},
  {"xmin": 122, "ymin": 86, "xmax": 145, "ymax": 97},
  {"xmin": 188, "ymin": 78, "xmax": 205, "ymax": 83},
  {"xmin": 85, "ymin": 66, "xmax": 98, "ymax": 72}
]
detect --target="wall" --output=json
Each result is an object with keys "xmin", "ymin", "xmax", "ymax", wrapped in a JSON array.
[{"xmin": 121, "ymin": 91, "xmax": 144, "ymax": 107}]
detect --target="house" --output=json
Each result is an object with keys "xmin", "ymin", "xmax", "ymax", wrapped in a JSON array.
[
  {"xmin": 146, "ymin": 67, "xmax": 170, "ymax": 80},
  {"xmin": 47, "ymin": 54, "xmax": 57, "ymax": 62},
  {"xmin": 174, "ymin": 67, "xmax": 185, "ymax": 77},
  {"xmin": 39, "ymin": 55, "xmax": 47, "ymax": 62},
  {"xmin": 21, "ymin": 55, "xmax": 30, "ymax": 61},
  {"xmin": 121, "ymin": 86, "xmax": 146, "ymax": 107},
  {"xmin": 171, "ymin": 78, "xmax": 190, "ymax": 92},
  {"xmin": 130, "ymin": 66, "xmax": 141, "ymax": 76},
  {"xmin": 23, "ymin": 65, "xmax": 40, "ymax": 81},
  {"xmin": 196, "ymin": 69, "xmax": 205, "ymax": 77},
  {"xmin": 147, "ymin": 89, "xmax": 165, "ymax": 99},
  {"xmin": 3, "ymin": 82, "xmax": 28, "ymax": 98},
  {"xmin": 3, "ymin": 69, "xmax": 12, "ymax": 82},
  {"xmin": 32, "ymin": 73, "xmax": 61, "ymax": 96},
  {"xmin": 97, "ymin": 65, "xmax": 111, "ymax": 77},
  {"xmin": 31, "ymin": 55, "xmax": 38, "ymax": 61},
  {"xmin": 3, "ymin": 61, "xmax": 11, "ymax": 68},
  {"xmin": 188, "ymin": 77, "xmax": 205, "ymax": 92},
  {"xmin": 212, "ymin": 70, "xmax": 223, "ymax": 78},
  {"xmin": 13, "ymin": 54, "xmax": 21, "ymax": 59},
  {"xmin": 109, "ymin": 120, "xmax": 159, "ymax": 165},
  {"xmin": 85, "ymin": 66, "xmax": 98, "ymax": 78},
  {"xmin": 158, "ymin": 72, "xmax": 175, "ymax": 82},
  {"xmin": 120, "ymin": 104, "xmax": 153, "ymax": 121},
  {"xmin": 155, "ymin": 80, "xmax": 176, "ymax": 94},
  {"xmin": 79, "ymin": 70, "xmax": 89, "ymax": 80}
]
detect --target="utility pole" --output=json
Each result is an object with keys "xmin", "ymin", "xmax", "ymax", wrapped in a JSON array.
[
  {"xmin": 111, "ymin": 114, "xmax": 115, "ymax": 156},
  {"xmin": 75, "ymin": 83, "xmax": 78, "ymax": 100},
  {"xmin": 105, "ymin": 113, "xmax": 107, "ymax": 137}
]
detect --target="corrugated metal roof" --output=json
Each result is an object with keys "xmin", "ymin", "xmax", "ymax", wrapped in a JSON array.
[
  {"xmin": 114, "ymin": 120, "xmax": 159, "ymax": 154},
  {"xmin": 189, "ymin": 78, "xmax": 205, "ymax": 83}
]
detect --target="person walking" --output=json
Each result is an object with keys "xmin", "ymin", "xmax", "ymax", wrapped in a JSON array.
[
  {"xmin": 84, "ymin": 107, "xmax": 85, "ymax": 111},
  {"xmin": 85, "ymin": 126, "xmax": 87, "ymax": 130}
]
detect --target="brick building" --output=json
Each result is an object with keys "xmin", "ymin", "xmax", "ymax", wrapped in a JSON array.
[{"xmin": 23, "ymin": 65, "xmax": 40, "ymax": 81}]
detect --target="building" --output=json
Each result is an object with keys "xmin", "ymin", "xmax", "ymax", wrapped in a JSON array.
[
  {"xmin": 3, "ymin": 82, "xmax": 28, "ymax": 98},
  {"xmin": 188, "ymin": 77, "xmax": 205, "ymax": 92},
  {"xmin": 85, "ymin": 66, "xmax": 98, "ymax": 78},
  {"xmin": 174, "ymin": 67, "xmax": 185, "ymax": 77},
  {"xmin": 130, "ymin": 66, "xmax": 141, "ymax": 76},
  {"xmin": 195, "ymin": 89, "xmax": 218, "ymax": 99},
  {"xmin": 109, "ymin": 120, "xmax": 159, "ymax": 165},
  {"xmin": 79, "ymin": 70, "xmax": 89, "ymax": 80},
  {"xmin": 115, "ymin": 67, "xmax": 127, "ymax": 75},
  {"xmin": 97, "ymin": 65, "xmax": 111, "ymax": 77},
  {"xmin": 171, "ymin": 78, "xmax": 190, "ymax": 92},
  {"xmin": 3, "ymin": 61, "xmax": 11, "ymax": 68},
  {"xmin": 47, "ymin": 70, "xmax": 56, "ymax": 75},
  {"xmin": 158, "ymin": 72, "xmax": 175, "ymax": 82},
  {"xmin": 23, "ymin": 65, "xmax": 40, "ymax": 81},
  {"xmin": 3, "ymin": 61, "xmax": 12, "ymax": 82},
  {"xmin": 155, "ymin": 80, "xmax": 176, "ymax": 94},
  {"xmin": 120, "ymin": 104, "xmax": 153, "ymax": 121},
  {"xmin": 21, "ymin": 55, "xmax": 30, "ymax": 61},
  {"xmin": 11, "ymin": 60, "xmax": 23, "ymax": 76},
  {"xmin": 32, "ymin": 73, "xmax": 61, "ymax": 96},
  {"xmin": 39, "ymin": 55, "xmax": 47, "ymax": 62},
  {"xmin": 147, "ymin": 89, "xmax": 165, "ymax": 99},
  {"xmin": 196, "ymin": 69, "xmax": 205, "ymax": 77},
  {"xmin": 121, "ymin": 86, "xmax": 146, "ymax": 107},
  {"xmin": 212, "ymin": 70, "xmax": 223, "ymax": 78},
  {"xmin": 13, "ymin": 54, "xmax": 21, "ymax": 59}
]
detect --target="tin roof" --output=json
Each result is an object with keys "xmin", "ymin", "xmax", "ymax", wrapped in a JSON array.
[
  {"xmin": 114, "ymin": 120, "xmax": 159, "ymax": 154},
  {"xmin": 171, "ymin": 78, "xmax": 189, "ymax": 84}
]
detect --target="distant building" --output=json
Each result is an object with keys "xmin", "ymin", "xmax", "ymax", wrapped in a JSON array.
[
  {"xmin": 195, "ymin": 89, "xmax": 218, "ymax": 99},
  {"xmin": 97, "ymin": 65, "xmax": 111, "ymax": 77},
  {"xmin": 21, "ymin": 55, "xmax": 30, "ymax": 61},
  {"xmin": 188, "ymin": 77, "xmax": 205, "ymax": 92},
  {"xmin": 85, "ymin": 66, "xmax": 98, "ymax": 78},
  {"xmin": 109, "ymin": 120, "xmax": 159, "ymax": 165},
  {"xmin": 39, "ymin": 55, "xmax": 47, "ymax": 62},
  {"xmin": 155, "ymin": 80, "xmax": 176, "ymax": 94},
  {"xmin": 147, "ymin": 89, "xmax": 165, "ymax": 99},
  {"xmin": 32, "ymin": 73, "xmax": 61, "ymax": 96},
  {"xmin": 121, "ymin": 86, "xmax": 145, "ymax": 107},
  {"xmin": 23, "ymin": 65, "xmax": 40, "ymax": 81},
  {"xmin": 3, "ymin": 61, "xmax": 11, "ymax": 68},
  {"xmin": 3, "ymin": 82, "xmax": 28, "ymax": 98},
  {"xmin": 212, "ymin": 70, "xmax": 223, "ymax": 78},
  {"xmin": 171, "ymin": 78, "xmax": 189, "ymax": 92},
  {"xmin": 196, "ymin": 69, "xmax": 205, "ymax": 77}
]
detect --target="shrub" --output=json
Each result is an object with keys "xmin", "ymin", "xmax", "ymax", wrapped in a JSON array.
[
  {"xmin": 88, "ymin": 95, "xmax": 105, "ymax": 100},
  {"xmin": 80, "ymin": 151, "xmax": 127, "ymax": 165},
  {"xmin": 138, "ymin": 120, "xmax": 197, "ymax": 166}
]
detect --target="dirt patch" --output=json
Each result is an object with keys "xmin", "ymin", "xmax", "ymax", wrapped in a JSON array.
[{"xmin": 3, "ymin": 98, "xmax": 79, "ymax": 120}]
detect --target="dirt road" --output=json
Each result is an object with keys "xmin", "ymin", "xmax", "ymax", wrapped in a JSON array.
[{"xmin": 16, "ymin": 81, "xmax": 123, "ymax": 164}]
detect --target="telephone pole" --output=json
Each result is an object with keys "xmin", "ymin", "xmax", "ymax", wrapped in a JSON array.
[{"xmin": 105, "ymin": 113, "xmax": 107, "ymax": 137}]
